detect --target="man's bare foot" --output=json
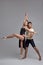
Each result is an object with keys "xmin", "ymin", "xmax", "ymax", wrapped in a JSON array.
[{"xmin": 39, "ymin": 56, "xmax": 41, "ymax": 61}]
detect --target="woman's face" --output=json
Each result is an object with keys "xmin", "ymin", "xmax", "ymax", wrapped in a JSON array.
[{"xmin": 24, "ymin": 21, "xmax": 28, "ymax": 26}]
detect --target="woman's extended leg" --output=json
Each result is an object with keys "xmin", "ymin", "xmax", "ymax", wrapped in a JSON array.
[{"xmin": 2, "ymin": 33, "xmax": 24, "ymax": 40}]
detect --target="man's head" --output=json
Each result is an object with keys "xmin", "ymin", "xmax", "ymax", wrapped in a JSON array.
[{"xmin": 27, "ymin": 22, "xmax": 32, "ymax": 28}]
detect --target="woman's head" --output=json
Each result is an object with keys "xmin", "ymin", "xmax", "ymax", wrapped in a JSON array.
[{"xmin": 23, "ymin": 20, "xmax": 28, "ymax": 26}]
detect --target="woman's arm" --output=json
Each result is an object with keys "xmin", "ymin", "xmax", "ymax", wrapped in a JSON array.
[
  {"xmin": 23, "ymin": 27, "xmax": 33, "ymax": 32},
  {"xmin": 23, "ymin": 27, "xmax": 37, "ymax": 34}
]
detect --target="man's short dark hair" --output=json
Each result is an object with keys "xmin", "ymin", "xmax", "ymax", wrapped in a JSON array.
[
  {"xmin": 28, "ymin": 22, "xmax": 32, "ymax": 24},
  {"xmin": 27, "ymin": 22, "xmax": 32, "ymax": 28}
]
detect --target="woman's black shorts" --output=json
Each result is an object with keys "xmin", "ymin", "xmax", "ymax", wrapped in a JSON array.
[{"xmin": 19, "ymin": 38, "xmax": 26, "ymax": 49}]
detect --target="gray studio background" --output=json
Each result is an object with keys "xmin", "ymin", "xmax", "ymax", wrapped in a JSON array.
[{"xmin": 0, "ymin": 0, "xmax": 43, "ymax": 59}]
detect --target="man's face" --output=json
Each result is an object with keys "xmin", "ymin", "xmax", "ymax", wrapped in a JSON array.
[{"xmin": 28, "ymin": 23, "xmax": 32, "ymax": 28}]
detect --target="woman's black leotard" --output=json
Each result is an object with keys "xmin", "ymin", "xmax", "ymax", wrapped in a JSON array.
[
  {"xmin": 19, "ymin": 27, "xmax": 26, "ymax": 49},
  {"xmin": 20, "ymin": 28, "xmax": 26, "ymax": 35}
]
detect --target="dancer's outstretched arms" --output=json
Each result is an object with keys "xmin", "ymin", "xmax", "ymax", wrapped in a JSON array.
[{"xmin": 22, "ymin": 34, "xmax": 29, "ymax": 38}]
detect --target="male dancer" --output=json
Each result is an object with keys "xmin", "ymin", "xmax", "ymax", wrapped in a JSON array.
[{"xmin": 24, "ymin": 22, "xmax": 41, "ymax": 60}]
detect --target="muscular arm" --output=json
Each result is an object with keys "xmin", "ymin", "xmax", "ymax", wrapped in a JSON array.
[
  {"xmin": 23, "ymin": 27, "xmax": 33, "ymax": 33},
  {"xmin": 33, "ymin": 32, "xmax": 37, "ymax": 34},
  {"xmin": 24, "ymin": 27, "xmax": 37, "ymax": 34},
  {"xmin": 22, "ymin": 34, "xmax": 29, "ymax": 38}
]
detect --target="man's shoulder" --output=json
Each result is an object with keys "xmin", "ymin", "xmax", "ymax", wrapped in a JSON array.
[{"xmin": 30, "ymin": 28, "xmax": 34, "ymax": 32}]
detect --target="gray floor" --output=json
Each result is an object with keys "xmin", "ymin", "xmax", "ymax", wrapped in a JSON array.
[{"xmin": 0, "ymin": 58, "xmax": 43, "ymax": 65}]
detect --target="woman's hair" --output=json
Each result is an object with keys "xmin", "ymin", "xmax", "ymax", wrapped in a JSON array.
[{"xmin": 23, "ymin": 20, "xmax": 29, "ymax": 26}]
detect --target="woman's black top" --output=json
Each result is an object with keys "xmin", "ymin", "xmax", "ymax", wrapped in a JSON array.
[
  {"xmin": 20, "ymin": 27, "xmax": 26, "ymax": 35},
  {"xmin": 19, "ymin": 27, "xmax": 26, "ymax": 49}
]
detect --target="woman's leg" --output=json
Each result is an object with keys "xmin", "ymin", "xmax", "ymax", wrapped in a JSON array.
[
  {"xmin": 19, "ymin": 40, "xmax": 23, "ymax": 56},
  {"xmin": 2, "ymin": 33, "xmax": 24, "ymax": 40},
  {"xmin": 20, "ymin": 41, "xmax": 23, "ymax": 55}
]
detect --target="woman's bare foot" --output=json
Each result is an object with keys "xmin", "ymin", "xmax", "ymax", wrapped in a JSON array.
[
  {"xmin": 1, "ymin": 36, "xmax": 7, "ymax": 40},
  {"xmin": 22, "ymin": 56, "xmax": 26, "ymax": 59}
]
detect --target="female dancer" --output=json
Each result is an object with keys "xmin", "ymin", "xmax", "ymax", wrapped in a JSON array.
[{"xmin": 2, "ymin": 14, "xmax": 29, "ymax": 58}]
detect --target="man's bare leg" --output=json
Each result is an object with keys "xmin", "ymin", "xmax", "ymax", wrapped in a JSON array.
[
  {"xmin": 22, "ymin": 47, "xmax": 28, "ymax": 59},
  {"xmin": 25, "ymin": 47, "xmax": 28, "ymax": 58},
  {"xmin": 33, "ymin": 47, "xmax": 41, "ymax": 60},
  {"xmin": 24, "ymin": 47, "xmax": 28, "ymax": 58}
]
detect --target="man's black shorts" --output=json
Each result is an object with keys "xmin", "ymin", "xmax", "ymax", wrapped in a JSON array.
[{"xmin": 25, "ymin": 39, "xmax": 36, "ymax": 48}]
